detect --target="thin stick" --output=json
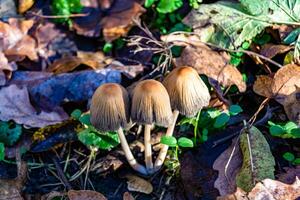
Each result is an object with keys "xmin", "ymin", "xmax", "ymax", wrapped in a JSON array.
[
  {"xmin": 117, "ymin": 128, "xmax": 148, "ymax": 175},
  {"xmin": 144, "ymin": 124, "xmax": 153, "ymax": 173},
  {"xmin": 154, "ymin": 110, "xmax": 180, "ymax": 172},
  {"xmin": 29, "ymin": 11, "xmax": 89, "ymax": 19}
]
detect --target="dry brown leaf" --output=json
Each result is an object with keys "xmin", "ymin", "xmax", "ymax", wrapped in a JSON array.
[
  {"xmin": 260, "ymin": 44, "xmax": 292, "ymax": 59},
  {"xmin": 101, "ymin": 3, "xmax": 145, "ymax": 42},
  {"xmin": 253, "ymin": 75, "xmax": 273, "ymax": 98},
  {"xmin": 278, "ymin": 166, "xmax": 300, "ymax": 184},
  {"xmin": 123, "ymin": 192, "xmax": 135, "ymax": 200},
  {"xmin": 18, "ymin": 0, "xmax": 34, "ymax": 14},
  {"xmin": 282, "ymin": 88, "xmax": 300, "ymax": 125},
  {"xmin": 68, "ymin": 190, "xmax": 107, "ymax": 200},
  {"xmin": 175, "ymin": 45, "xmax": 246, "ymax": 92},
  {"xmin": 218, "ymin": 178, "xmax": 300, "ymax": 200},
  {"xmin": 126, "ymin": 174, "xmax": 153, "ymax": 194}
]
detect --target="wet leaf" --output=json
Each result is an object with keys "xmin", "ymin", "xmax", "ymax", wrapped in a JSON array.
[
  {"xmin": 126, "ymin": 174, "xmax": 153, "ymax": 194},
  {"xmin": 68, "ymin": 190, "xmax": 107, "ymax": 200},
  {"xmin": 236, "ymin": 126, "xmax": 275, "ymax": 192},
  {"xmin": 260, "ymin": 43, "xmax": 292, "ymax": 59},
  {"xmin": 0, "ymin": 84, "xmax": 68, "ymax": 128}
]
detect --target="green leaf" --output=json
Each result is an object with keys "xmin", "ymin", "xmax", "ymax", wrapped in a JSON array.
[
  {"xmin": 0, "ymin": 143, "xmax": 4, "ymax": 161},
  {"xmin": 240, "ymin": 0, "xmax": 270, "ymax": 16},
  {"xmin": 78, "ymin": 128, "xmax": 119, "ymax": 150},
  {"xmin": 79, "ymin": 114, "xmax": 91, "ymax": 126},
  {"xmin": 160, "ymin": 136, "xmax": 177, "ymax": 147},
  {"xmin": 269, "ymin": 124, "xmax": 285, "ymax": 136},
  {"xmin": 283, "ymin": 152, "xmax": 295, "ymax": 162},
  {"xmin": 291, "ymin": 128, "xmax": 300, "ymax": 138},
  {"xmin": 178, "ymin": 137, "xmax": 194, "ymax": 148},
  {"xmin": 236, "ymin": 126, "xmax": 275, "ymax": 192},
  {"xmin": 293, "ymin": 158, "xmax": 300, "ymax": 165},
  {"xmin": 145, "ymin": 0, "xmax": 156, "ymax": 7},
  {"xmin": 294, "ymin": 33, "xmax": 300, "ymax": 62},
  {"xmin": 51, "ymin": 0, "xmax": 82, "ymax": 24},
  {"xmin": 103, "ymin": 43, "xmax": 113, "ymax": 53},
  {"xmin": 213, "ymin": 112, "xmax": 230, "ymax": 128},
  {"xmin": 0, "ymin": 121, "xmax": 22, "ymax": 146},
  {"xmin": 157, "ymin": 0, "xmax": 183, "ymax": 13},
  {"xmin": 71, "ymin": 109, "xmax": 82, "ymax": 119},
  {"xmin": 229, "ymin": 105, "xmax": 243, "ymax": 116},
  {"xmin": 283, "ymin": 28, "xmax": 300, "ymax": 44},
  {"xmin": 283, "ymin": 121, "xmax": 298, "ymax": 132}
]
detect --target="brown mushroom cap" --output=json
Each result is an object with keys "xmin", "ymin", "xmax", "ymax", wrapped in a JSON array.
[
  {"xmin": 163, "ymin": 66, "xmax": 210, "ymax": 117},
  {"xmin": 131, "ymin": 80, "xmax": 173, "ymax": 127},
  {"xmin": 90, "ymin": 83, "xmax": 130, "ymax": 131}
]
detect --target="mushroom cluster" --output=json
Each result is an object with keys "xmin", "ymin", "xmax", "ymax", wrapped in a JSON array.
[{"xmin": 90, "ymin": 66, "xmax": 210, "ymax": 175}]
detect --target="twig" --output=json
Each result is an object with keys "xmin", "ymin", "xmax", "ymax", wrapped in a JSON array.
[
  {"xmin": 52, "ymin": 156, "xmax": 72, "ymax": 190},
  {"xmin": 29, "ymin": 11, "xmax": 89, "ymax": 19}
]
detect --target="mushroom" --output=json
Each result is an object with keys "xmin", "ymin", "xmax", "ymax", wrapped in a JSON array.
[
  {"xmin": 131, "ymin": 80, "xmax": 173, "ymax": 173},
  {"xmin": 154, "ymin": 66, "xmax": 211, "ymax": 171},
  {"xmin": 90, "ymin": 83, "xmax": 147, "ymax": 175}
]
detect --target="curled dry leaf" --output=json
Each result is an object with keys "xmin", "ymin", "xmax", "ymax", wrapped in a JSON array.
[
  {"xmin": 68, "ymin": 190, "xmax": 107, "ymax": 200},
  {"xmin": 218, "ymin": 178, "xmax": 300, "ymax": 200},
  {"xmin": 125, "ymin": 174, "xmax": 153, "ymax": 194},
  {"xmin": 260, "ymin": 44, "xmax": 292, "ymax": 59},
  {"xmin": 253, "ymin": 64, "xmax": 300, "ymax": 124},
  {"xmin": 0, "ymin": 84, "xmax": 68, "ymax": 127}
]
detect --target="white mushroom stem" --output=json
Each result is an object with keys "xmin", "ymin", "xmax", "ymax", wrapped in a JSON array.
[
  {"xmin": 154, "ymin": 110, "xmax": 179, "ymax": 172},
  {"xmin": 117, "ymin": 127, "xmax": 148, "ymax": 175},
  {"xmin": 144, "ymin": 124, "xmax": 153, "ymax": 173}
]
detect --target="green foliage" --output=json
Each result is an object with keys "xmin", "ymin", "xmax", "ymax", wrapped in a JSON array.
[
  {"xmin": 0, "ymin": 121, "xmax": 22, "ymax": 146},
  {"xmin": 179, "ymin": 105, "xmax": 243, "ymax": 144},
  {"xmin": 161, "ymin": 136, "xmax": 177, "ymax": 147},
  {"xmin": 186, "ymin": 0, "xmax": 300, "ymax": 52},
  {"xmin": 103, "ymin": 43, "xmax": 113, "ymax": 53},
  {"xmin": 73, "ymin": 110, "xmax": 120, "ymax": 150},
  {"xmin": 236, "ymin": 126, "xmax": 275, "ymax": 192},
  {"xmin": 0, "ymin": 143, "xmax": 4, "ymax": 161},
  {"xmin": 51, "ymin": 0, "xmax": 83, "ymax": 26},
  {"xmin": 268, "ymin": 121, "xmax": 300, "ymax": 139},
  {"xmin": 178, "ymin": 137, "xmax": 194, "ymax": 148},
  {"xmin": 283, "ymin": 152, "xmax": 300, "ymax": 165},
  {"xmin": 145, "ymin": 0, "xmax": 201, "ymax": 13}
]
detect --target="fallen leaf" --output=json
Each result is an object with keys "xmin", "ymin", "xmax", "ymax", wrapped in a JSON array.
[
  {"xmin": 68, "ymin": 190, "xmax": 107, "ymax": 200},
  {"xmin": 5, "ymin": 134, "xmax": 32, "ymax": 159},
  {"xmin": 176, "ymin": 45, "xmax": 246, "ymax": 92},
  {"xmin": 123, "ymin": 192, "xmax": 135, "ymax": 200},
  {"xmin": 125, "ymin": 174, "xmax": 153, "ymax": 194},
  {"xmin": 282, "ymin": 88, "xmax": 300, "ymax": 125},
  {"xmin": 260, "ymin": 44, "xmax": 292, "ymax": 58},
  {"xmin": 18, "ymin": 0, "xmax": 35, "ymax": 14},
  {"xmin": 236, "ymin": 126, "xmax": 275, "ymax": 192},
  {"xmin": 0, "ymin": 84, "xmax": 68, "ymax": 127},
  {"xmin": 213, "ymin": 138, "xmax": 242, "ymax": 196},
  {"xmin": 41, "ymin": 191, "xmax": 65, "ymax": 200},
  {"xmin": 253, "ymin": 75, "xmax": 273, "ymax": 98},
  {"xmin": 101, "ymin": 2, "xmax": 145, "ymax": 42},
  {"xmin": 218, "ymin": 178, "xmax": 300, "ymax": 200},
  {"xmin": 9, "ymin": 69, "xmax": 121, "ymax": 111}
]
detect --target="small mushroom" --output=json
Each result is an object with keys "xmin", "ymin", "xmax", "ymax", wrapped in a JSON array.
[
  {"xmin": 131, "ymin": 80, "xmax": 173, "ymax": 173},
  {"xmin": 90, "ymin": 83, "xmax": 147, "ymax": 175},
  {"xmin": 154, "ymin": 66, "xmax": 211, "ymax": 171}
]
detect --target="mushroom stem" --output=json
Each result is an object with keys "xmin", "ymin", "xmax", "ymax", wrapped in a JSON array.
[
  {"xmin": 117, "ymin": 127, "xmax": 148, "ymax": 175},
  {"xmin": 144, "ymin": 124, "xmax": 154, "ymax": 173},
  {"xmin": 154, "ymin": 110, "xmax": 180, "ymax": 172}
]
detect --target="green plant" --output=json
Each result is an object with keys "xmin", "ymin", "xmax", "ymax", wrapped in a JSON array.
[
  {"xmin": 160, "ymin": 135, "xmax": 194, "ymax": 171},
  {"xmin": 0, "ymin": 121, "xmax": 22, "ymax": 161},
  {"xmin": 179, "ymin": 105, "xmax": 243, "ymax": 144},
  {"xmin": 51, "ymin": 0, "xmax": 83, "ymax": 26},
  {"xmin": 283, "ymin": 152, "xmax": 300, "ymax": 165},
  {"xmin": 145, "ymin": 0, "xmax": 202, "ymax": 13},
  {"xmin": 268, "ymin": 121, "xmax": 300, "ymax": 139},
  {"xmin": 71, "ymin": 109, "xmax": 120, "ymax": 150}
]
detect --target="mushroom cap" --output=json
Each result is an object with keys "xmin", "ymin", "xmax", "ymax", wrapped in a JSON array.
[
  {"xmin": 131, "ymin": 79, "xmax": 173, "ymax": 127},
  {"xmin": 90, "ymin": 83, "xmax": 130, "ymax": 131},
  {"xmin": 163, "ymin": 66, "xmax": 211, "ymax": 117}
]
